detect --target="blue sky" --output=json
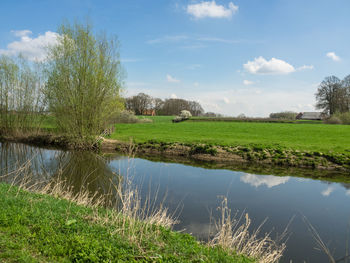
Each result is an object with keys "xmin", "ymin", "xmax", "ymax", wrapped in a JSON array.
[{"xmin": 0, "ymin": 0, "xmax": 349, "ymax": 116}]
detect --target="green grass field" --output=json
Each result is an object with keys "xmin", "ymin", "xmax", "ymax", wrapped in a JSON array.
[
  {"xmin": 0, "ymin": 183, "xmax": 253, "ymax": 263},
  {"xmin": 110, "ymin": 116, "xmax": 350, "ymax": 154}
]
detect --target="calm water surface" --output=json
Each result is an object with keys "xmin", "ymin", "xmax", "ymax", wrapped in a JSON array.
[{"xmin": 1, "ymin": 142, "xmax": 350, "ymax": 263}]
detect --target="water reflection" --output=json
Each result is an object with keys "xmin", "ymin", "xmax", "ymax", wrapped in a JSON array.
[
  {"xmin": 0, "ymin": 142, "xmax": 121, "ymax": 207},
  {"xmin": 240, "ymin": 173, "xmax": 290, "ymax": 188},
  {"xmin": 321, "ymin": 185, "xmax": 336, "ymax": 197}
]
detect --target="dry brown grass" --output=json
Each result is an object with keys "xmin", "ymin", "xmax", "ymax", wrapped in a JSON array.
[{"xmin": 209, "ymin": 197, "xmax": 288, "ymax": 263}]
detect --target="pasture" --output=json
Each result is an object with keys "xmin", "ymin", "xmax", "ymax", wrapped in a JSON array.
[{"xmin": 110, "ymin": 116, "xmax": 350, "ymax": 153}]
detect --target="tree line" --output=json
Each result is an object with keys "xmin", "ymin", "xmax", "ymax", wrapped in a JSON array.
[{"xmin": 125, "ymin": 93, "xmax": 205, "ymax": 116}]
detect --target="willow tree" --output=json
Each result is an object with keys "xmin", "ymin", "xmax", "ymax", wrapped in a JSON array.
[{"xmin": 45, "ymin": 21, "xmax": 124, "ymax": 139}]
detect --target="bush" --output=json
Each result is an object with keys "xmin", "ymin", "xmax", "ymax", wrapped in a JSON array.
[
  {"xmin": 334, "ymin": 112, "xmax": 350, "ymax": 124},
  {"xmin": 324, "ymin": 115, "xmax": 342, "ymax": 124},
  {"xmin": 269, "ymin": 111, "xmax": 297, "ymax": 120},
  {"xmin": 324, "ymin": 112, "xmax": 350, "ymax": 125},
  {"xmin": 110, "ymin": 110, "xmax": 152, "ymax": 124},
  {"xmin": 180, "ymin": 110, "xmax": 192, "ymax": 119}
]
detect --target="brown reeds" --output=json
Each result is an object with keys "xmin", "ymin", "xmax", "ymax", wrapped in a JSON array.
[{"xmin": 209, "ymin": 197, "xmax": 288, "ymax": 263}]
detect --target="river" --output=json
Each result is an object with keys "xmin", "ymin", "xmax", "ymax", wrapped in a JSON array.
[{"xmin": 1, "ymin": 142, "xmax": 349, "ymax": 262}]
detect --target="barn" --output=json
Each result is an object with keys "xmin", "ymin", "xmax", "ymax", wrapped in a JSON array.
[{"xmin": 296, "ymin": 112, "xmax": 324, "ymax": 120}]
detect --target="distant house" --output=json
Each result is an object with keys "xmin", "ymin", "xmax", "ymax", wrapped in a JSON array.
[
  {"xmin": 142, "ymin": 109, "xmax": 156, "ymax": 116},
  {"xmin": 296, "ymin": 112, "xmax": 325, "ymax": 120}
]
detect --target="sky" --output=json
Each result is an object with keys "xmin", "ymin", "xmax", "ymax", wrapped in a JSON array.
[{"xmin": 0, "ymin": 0, "xmax": 349, "ymax": 117}]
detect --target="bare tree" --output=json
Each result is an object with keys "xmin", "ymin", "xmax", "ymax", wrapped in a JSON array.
[
  {"xmin": 124, "ymin": 93, "xmax": 205, "ymax": 116},
  {"xmin": 162, "ymin": 98, "xmax": 190, "ymax": 115},
  {"xmin": 342, "ymin": 74, "xmax": 350, "ymax": 111},
  {"xmin": 152, "ymin": 98, "xmax": 164, "ymax": 115},
  {"xmin": 125, "ymin": 93, "xmax": 152, "ymax": 115},
  {"xmin": 188, "ymin": 101, "xmax": 204, "ymax": 116},
  {"xmin": 315, "ymin": 76, "xmax": 344, "ymax": 115}
]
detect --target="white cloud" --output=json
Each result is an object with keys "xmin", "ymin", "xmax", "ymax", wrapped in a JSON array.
[
  {"xmin": 223, "ymin": 97, "xmax": 230, "ymax": 104},
  {"xmin": 187, "ymin": 1, "xmax": 238, "ymax": 19},
  {"xmin": 240, "ymin": 174, "xmax": 290, "ymax": 188},
  {"xmin": 326, "ymin": 52, "xmax": 340, "ymax": 62},
  {"xmin": 243, "ymin": 80, "xmax": 254, "ymax": 86},
  {"xmin": 0, "ymin": 30, "xmax": 59, "ymax": 62},
  {"xmin": 321, "ymin": 185, "xmax": 336, "ymax": 197},
  {"xmin": 166, "ymin": 74, "xmax": 180, "ymax": 83},
  {"xmin": 244, "ymin": 57, "xmax": 296, "ymax": 75},
  {"xmin": 170, "ymin": 93, "xmax": 178, "ymax": 99},
  {"xmin": 11, "ymin": 30, "xmax": 32, "ymax": 37},
  {"xmin": 297, "ymin": 65, "xmax": 314, "ymax": 71},
  {"xmin": 193, "ymin": 82, "xmax": 199, "ymax": 87}
]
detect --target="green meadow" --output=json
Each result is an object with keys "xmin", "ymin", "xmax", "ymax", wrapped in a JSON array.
[
  {"xmin": 0, "ymin": 183, "xmax": 253, "ymax": 263},
  {"xmin": 110, "ymin": 116, "xmax": 350, "ymax": 154}
]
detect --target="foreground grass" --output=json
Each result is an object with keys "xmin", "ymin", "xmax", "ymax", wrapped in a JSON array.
[
  {"xmin": 110, "ymin": 116, "xmax": 350, "ymax": 154},
  {"xmin": 0, "ymin": 183, "xmax": 254, "ymax": 263}
]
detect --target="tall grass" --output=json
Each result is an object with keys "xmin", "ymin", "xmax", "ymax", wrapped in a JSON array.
[{"xmin": 209, "ymin": 197, "xmax": 287, "ymax": 263}]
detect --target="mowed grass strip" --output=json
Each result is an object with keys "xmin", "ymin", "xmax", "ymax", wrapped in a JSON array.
[{"xmin": 110, "ymin": 117, "xmax": 350, "ymax": 153}]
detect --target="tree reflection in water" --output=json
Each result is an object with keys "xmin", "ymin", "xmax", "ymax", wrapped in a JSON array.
[{"xmin": 0, "ymin": 142, "xmax": 121, "ymax": 208}]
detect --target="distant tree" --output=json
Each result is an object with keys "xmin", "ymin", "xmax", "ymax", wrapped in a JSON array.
[
  {"xmin": 315, "ymin": 76, "xmax": 345, "ymax": 115},
  {"xmin": 269, "ymin": 111, "xmax": 297, "ymax": 120},
  {"xmin": 124, "ymin": 93, "xmax": 205, "ymax": 116},
  {"xmin": 152, "ymin": 98, "xmax": 164, "ymax": 115},
  {"xmin": 126, "ymin": 93, "xmax": 152, "ymax": 115},
  {"xmin": 342, "ymin": 74, "xmax": 350, "ymax": 111},
  {"xmin": 45, "ymin": 21, "xmax": 124, "ymax": 138},
  {"xmin": 203, "ymin": 112, "xmax": 223, "ymax": 117},
  {"xmin": 188, "ymin": 101, "xmax": 204, "ymax": 116},
  {"xmin": 162, "ymin": 98, "xmax": 190, "ymax": 115}
]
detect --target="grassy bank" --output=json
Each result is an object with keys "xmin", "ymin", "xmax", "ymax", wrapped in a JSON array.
[
  {"xmin": 0, "ymin": 183, "xmax": 257, "ymax": 263},
  {"xmin": 106, "ymin": 116, "xmax": 350, "ymax": 170}
]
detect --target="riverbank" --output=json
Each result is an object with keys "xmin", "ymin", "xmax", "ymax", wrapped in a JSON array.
[
  {"xmin": 0, "ymin": 183, "xmax": 257, "ymax": 262},
  {"xmin": 2, "ymin": 132, "xmax": 350, "ymax": 173},
  {"xmin": 105, "ymin": 116, "xmax": 350, "ymax": 172},
  {"xmin": 102, "ymin": 138, "xmax": 350, "ymax": 172}
]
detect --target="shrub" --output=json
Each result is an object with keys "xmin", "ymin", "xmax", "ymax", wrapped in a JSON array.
[
  {"xmin": 110, "ymin": 110, "xmax": 139, "ymax": 123},
  {"xmin": 172, "ymin": 110, "xmax": 192, "ymax": 123},
  {"xmin": 269, "ymin": 111, "xmax": 297, "ymax": 120},
  {"xmin": 110, "ymin": 110, "xmax": 153, "ymax": 124},
  {"xmin": 324, "ymin": 115, "xmax": 342, "ymax": 124},
  {"xmin": 334, "ymin": 112, "xmax": 350, "ymax": 125},
  {"xmin": 180, "ymin": 110, "xmax": 192, "ymax": 119}
]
